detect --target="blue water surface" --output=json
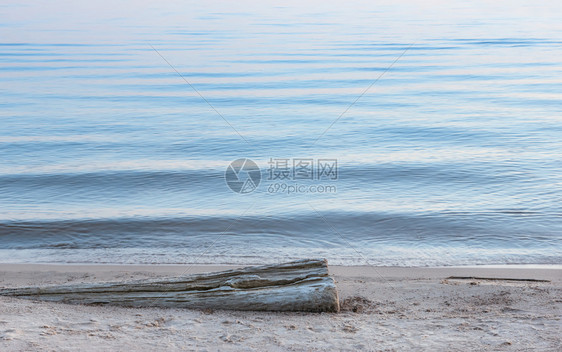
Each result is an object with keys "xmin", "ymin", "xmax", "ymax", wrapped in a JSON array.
[{"xmin": 0, "ymin": 0, "xmax": 561, "ymax": 265}]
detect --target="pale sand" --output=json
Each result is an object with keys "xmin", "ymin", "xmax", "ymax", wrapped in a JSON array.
[{"xmin": 0, "ymin": 264, "xmax": 560, "ymax": 351}]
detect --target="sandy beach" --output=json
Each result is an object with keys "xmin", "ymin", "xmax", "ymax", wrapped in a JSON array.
[{"xmin": 0, "ymin": 263, "xmax": 560, "ymax": 351}]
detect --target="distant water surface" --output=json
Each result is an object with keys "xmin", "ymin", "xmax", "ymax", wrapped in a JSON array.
[{"xmin": 0, "ymin": 0, "xmax": 561, "ymax": 265}]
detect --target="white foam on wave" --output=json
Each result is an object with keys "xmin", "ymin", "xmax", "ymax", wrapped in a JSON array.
[{"xmin": 1, "ymin": 245, "xmax": 559, "ymax": 267}]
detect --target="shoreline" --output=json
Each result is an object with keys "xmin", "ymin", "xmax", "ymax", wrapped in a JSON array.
[
  {"xmin": 1, "ymin": 262, "xmax": 561, "ymax": 268},
  {"xmin": 1, "ymin": 262, "xmax": 560, "ymax": 284}
]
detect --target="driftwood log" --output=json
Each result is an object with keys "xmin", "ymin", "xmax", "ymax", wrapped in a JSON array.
[{"xmin": 0, "ymin": 259, "xmax": 339, "ymax": 312}]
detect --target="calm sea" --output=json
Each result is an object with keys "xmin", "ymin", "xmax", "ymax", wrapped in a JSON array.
[{"xmin": 1, "ymin": 1, "xmax": 561, "ymax": 265}]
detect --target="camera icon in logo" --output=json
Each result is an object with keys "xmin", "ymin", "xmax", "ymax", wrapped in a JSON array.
[{"xmin": 225, "ymin": 158, "xmax": 261, "ymax": 194}]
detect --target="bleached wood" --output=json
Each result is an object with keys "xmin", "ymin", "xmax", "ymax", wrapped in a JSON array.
[{"xmin": 0, "ymin": 259, "xmax": 339, "ymax": 312}]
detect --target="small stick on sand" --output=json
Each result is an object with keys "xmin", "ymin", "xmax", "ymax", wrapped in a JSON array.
[{"xmin": 447, "ymin": 276, "xmax": 550, "ymax": 283}]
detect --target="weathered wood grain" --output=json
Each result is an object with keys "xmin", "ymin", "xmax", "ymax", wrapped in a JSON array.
[{"xmin": 0, "ymin": 259, "xmax": 340, "ymax": 312}]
